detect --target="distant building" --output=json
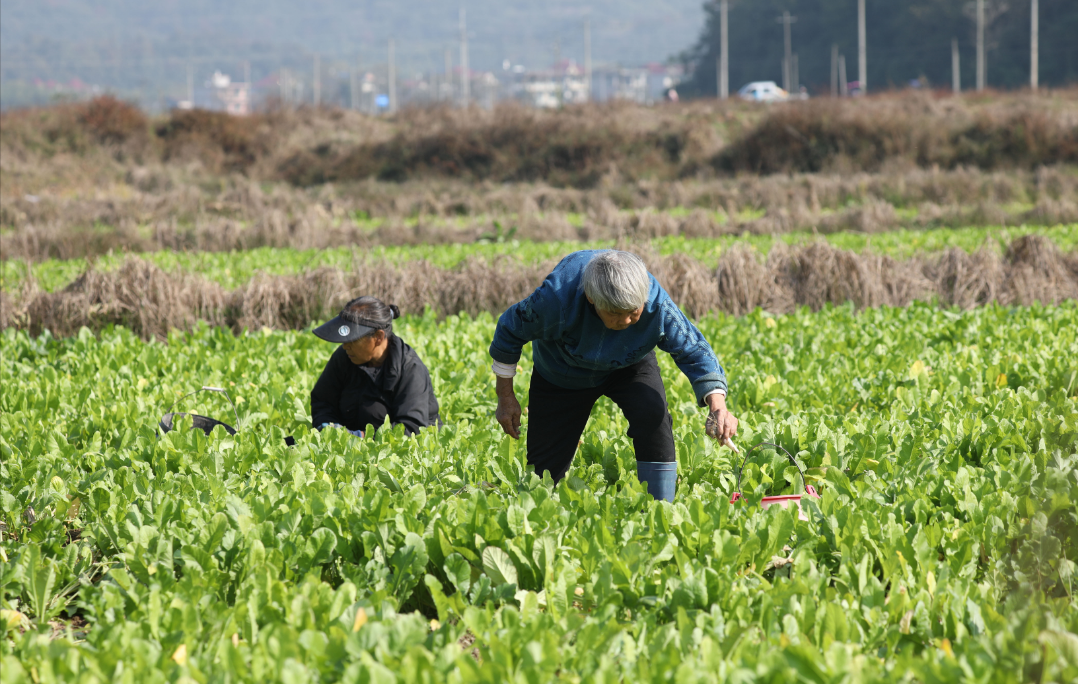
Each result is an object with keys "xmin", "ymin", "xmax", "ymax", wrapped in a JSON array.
[
  {"xmin": 267, "ymin": 59, "xmax": 682, "ymax": 112},
  {"xmin": 506, "ymin": 60, "xmax": 680, "ymax": 109},
  {"xmin": 211, "ymin": 71, "xmax": 250, "ymax": 115},
  {"xmin": 509, "ymin": 61, "xmax": 589, "ymax": 108},
  {"xmin": 589, "ymin": 63, "xmax": 683, "ymax": 105},
  {"xmin": 591, "ymin": 66, "xmax": 648, "ymax": 103}
]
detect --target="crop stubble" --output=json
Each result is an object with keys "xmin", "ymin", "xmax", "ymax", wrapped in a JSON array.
[{"xmin": 2, "ymin": 235, "xmax": 1076, "ymax": 340}]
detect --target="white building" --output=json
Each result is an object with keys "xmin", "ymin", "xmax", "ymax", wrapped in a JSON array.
[{"xmin": 211, "ymin": 71, "xmax": 251, "ymax": 115}]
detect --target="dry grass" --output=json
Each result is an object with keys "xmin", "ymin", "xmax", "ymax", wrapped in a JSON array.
[
  {"xmin": 715, "ymin": 94, "xmax": 1078, "ymax": 174},
  {"xmin": 17, "ymin": 259, "xmax": 228, "ymax": 337},
  {"xmin": 280, "ymin": 92, "xmax": 1078, "ymax": 184},
  {"xmin": 3, "ymin": 165, "xmax": 1076, "ymax": 262},
  {"xmin": 8, "ymin": 91, "xmax": 1074, "ymax": 193},
  {"xmin": 3, "ymin": 92, "xmax": 1077, "ymax": 262},
  {"xmin": 4, "ymin": 236, "xmax": 1074, "ymax": 340}
]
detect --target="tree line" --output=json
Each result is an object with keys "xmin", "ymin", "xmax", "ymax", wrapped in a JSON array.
[{"xmin": 680, "ymin": 0, "xmax": 1077, "ymax": 97}]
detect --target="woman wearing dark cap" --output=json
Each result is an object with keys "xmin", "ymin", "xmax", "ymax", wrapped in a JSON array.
[{"xmin": 311, "ymin": 296, "xmax": 440, "ymax": 437}]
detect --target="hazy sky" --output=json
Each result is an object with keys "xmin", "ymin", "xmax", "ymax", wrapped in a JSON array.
[{"xmin": 0, "ymin": 0, "xmax": 707, "ymax": 76}]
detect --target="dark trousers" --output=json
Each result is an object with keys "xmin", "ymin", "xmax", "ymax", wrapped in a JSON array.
[{"xmin": 526, "ymin": 351, "xmax": 675, "ymax": 483}]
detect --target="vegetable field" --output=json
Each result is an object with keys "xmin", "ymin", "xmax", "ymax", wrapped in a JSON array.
[{"xmin": 2, "ymin": 302, "xmax": 1077, "ymax": 683}]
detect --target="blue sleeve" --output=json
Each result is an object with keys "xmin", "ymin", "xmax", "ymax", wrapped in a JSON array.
[
  {"xmin": 489, "ymin": 278, "xmax": 564, "ymax": 364},
  {"xmin": 656, "ymin": 297, "xmax": 728, "ymax": 405}
]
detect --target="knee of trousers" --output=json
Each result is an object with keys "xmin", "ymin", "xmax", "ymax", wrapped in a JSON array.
[{"xmin": 626, "ymin": 406, "xmax": 673, "ymax": 439}]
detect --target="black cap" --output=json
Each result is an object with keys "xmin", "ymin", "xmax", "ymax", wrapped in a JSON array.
[{"xmin": 313, "ymin": 314, "xmax": 378, "ymax": 343}]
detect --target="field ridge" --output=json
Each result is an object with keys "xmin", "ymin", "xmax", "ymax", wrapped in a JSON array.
[{"xmin": 3, "ymin": 235, "xmax": 1075, "ymax": 340}]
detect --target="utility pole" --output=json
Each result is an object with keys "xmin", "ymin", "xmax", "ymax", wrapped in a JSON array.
[
  {"xmin": 186, "ymin": 62, "xmax": 194, "ymax": 105},
  {"xmin": 775, "ymin": 11, "xmax": 797, "ymax": 93},
  {"xmin": 459, "ymin": 7, "xmax": 469, "ymax": 107},
  {"xmin": 719, "ymin": 0, "xmax": 729, "ymax": 98},
  {"xmin": 444, "ymin": 48, "xmax": 453, "ymax": 103},
  {"xmin": 584, "ymin": 17, "xmax": 592, "ymax": 102},
  {"xmin": 1030, "ymin": 0, "xmax": 1038, "ymax": 90},
  {"xmin": 952, "ymin": 38, "xmax": 961, "ymax": 93},
  {"xmin": 352, "ymin": 55, "xmax": 362, "ymax": 110},
  {"xmin": 388, "ymin": 39, "xmax": 397, "ymax": 113},
  {"xmin": 838, "ymin": 55, "xmax": 847, "ymax": 97},
  {"xmin": 243, "ymin": 60, "xmax": 251, "ymax": 113},
  {"xmin": 313, "ymin": 53, "xmax": 321, "ymax": 106},
  {"xmin": 976, "ymin": 0, "xmax": 985, "ymax": 91},
  {"xmin": 554, "ymin": 40, "xmax": 563, "ymax": 106},
  {"xmin": 142, "ymin": 34, "xmax": 152, "ymax": 111},
  {"xmin": 857, "ymin": 0, "xmax": 867, "ymax": 94},
  {"xmin": 831, "ymin": 44, "xmax": 839, "ymax": 97}
]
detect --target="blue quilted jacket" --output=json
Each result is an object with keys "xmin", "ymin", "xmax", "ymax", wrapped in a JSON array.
[{"xmin": 489, "ymin": 250, "xmax": 728, "ymax": 405}]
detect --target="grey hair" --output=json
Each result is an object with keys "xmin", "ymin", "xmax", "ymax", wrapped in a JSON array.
[{"xmin": 582, "ymin": 250, "xmax": 651, "ymax": 312}]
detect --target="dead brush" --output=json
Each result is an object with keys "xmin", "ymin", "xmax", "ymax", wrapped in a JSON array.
[
  {"xmin": 714, "ymin": 93, "xmax": 1078, "ymax": 175},
  {"xmin": 4, "ymin": 237, "xmax": 1077, "ymax": 339},
  {"xmin": 4, "ymin": 165, "xmax": 1077, "ymax": 262},
  {"xmin": 772, "ymin": 242, "xmax": 888, "ymax": 310},
  {"xmin": 715, "ymin": 245, "xmax": 775, "ymax": 316},
  {"xmin": 427, "ymin": 258, "xmax": 551, "ymax": 318},
  {"xmin": 155, "ymin": 108, "xmax": 271, "ymax": 174},
  {"xmin": 24, "ymin": 259, "xmax": 227, "ymax": 339},
  {"xmin": 77, "ymin": 96, "xmax": 149, "ymax": 148},
  {"xmin": 676, "ymin": 209, "xmax": 724, "ymax": 238},
  {"xmin": 1003, "ymin": 235, "xmax": 1078, "ymax": 305},
  {"xmin": 651, "ymin": 252, "xmax": 721, "ymax": 319},
  {"xmin": 817, "ymin": 197, "xmax": 898, "ymax": 234},
  {"xmin": 930, "ymin": 248, "xmax": 1005, "ymax": 309},
  {"xmin": 1023, "ymin": 197, "xmax": 1078, "ymax": 226},
  {"xmin": 228, "ymin": 268, "xmax": 348, "ymax": 332}
]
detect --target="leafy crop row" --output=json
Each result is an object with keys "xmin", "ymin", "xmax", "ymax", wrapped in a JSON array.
[
  {"xmin": 3, "ymin": 224, "xmax": 1075, "ymax": 294},
  {"xmin": 2, "ymin": 302, "xmax": 1077, "ymax": 682}
]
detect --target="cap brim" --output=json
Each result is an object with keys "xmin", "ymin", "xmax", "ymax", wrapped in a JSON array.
[{"xmin": 313, "ymin": 315, "xmax": 376, "ymax": 343}]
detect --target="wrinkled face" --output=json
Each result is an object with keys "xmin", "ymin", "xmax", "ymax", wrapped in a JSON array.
[
  {"xmin": 594, "ymin": 305, "xmax": 644, "ymax": 331},
  {"xmin": 342, "ymin": 331, "xmax": 383, "ymax": 365}
]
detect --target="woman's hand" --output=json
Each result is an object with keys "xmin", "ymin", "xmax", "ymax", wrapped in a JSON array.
[
  {"xmin": 704, "ymin": 393, "xmax": 738, "ymax": 445},
  {"xmin": 495, "ymin": 376, "xmax": 522, "ymax": 439},
  {"xmin": 318, "ymin": 423, "xmax": 363, "ymax": 438}
]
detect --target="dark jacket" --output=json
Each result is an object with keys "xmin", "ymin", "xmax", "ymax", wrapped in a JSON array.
[{"xmin": 311, "ymin": 335, "xmax": 440, "ymax": 435}]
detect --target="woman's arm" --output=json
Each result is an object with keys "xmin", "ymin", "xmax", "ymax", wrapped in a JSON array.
[
  {"xmin": 489, "ymin": 288, "xmax": 554, "ymax": 440},
  {"xmin": 310, "ymin": 348, "xmax": 348, "ymax": 429},
  {"xmin": 488, "ymin": 279, "xmax": 564, "ymax": 366},
  {"xmin": 655, "ymin": 298, "xmax": 728, "ymax": 406}
]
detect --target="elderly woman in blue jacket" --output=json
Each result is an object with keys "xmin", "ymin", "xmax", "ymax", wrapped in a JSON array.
[{"xmin": 490, "ymin": 249, "xmax": 738, "ymax": 502}]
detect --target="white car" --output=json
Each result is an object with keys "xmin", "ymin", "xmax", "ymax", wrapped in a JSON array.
[{"xmin": 737, "ymin": 81, "xmax": 789, "ymax": 102}]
